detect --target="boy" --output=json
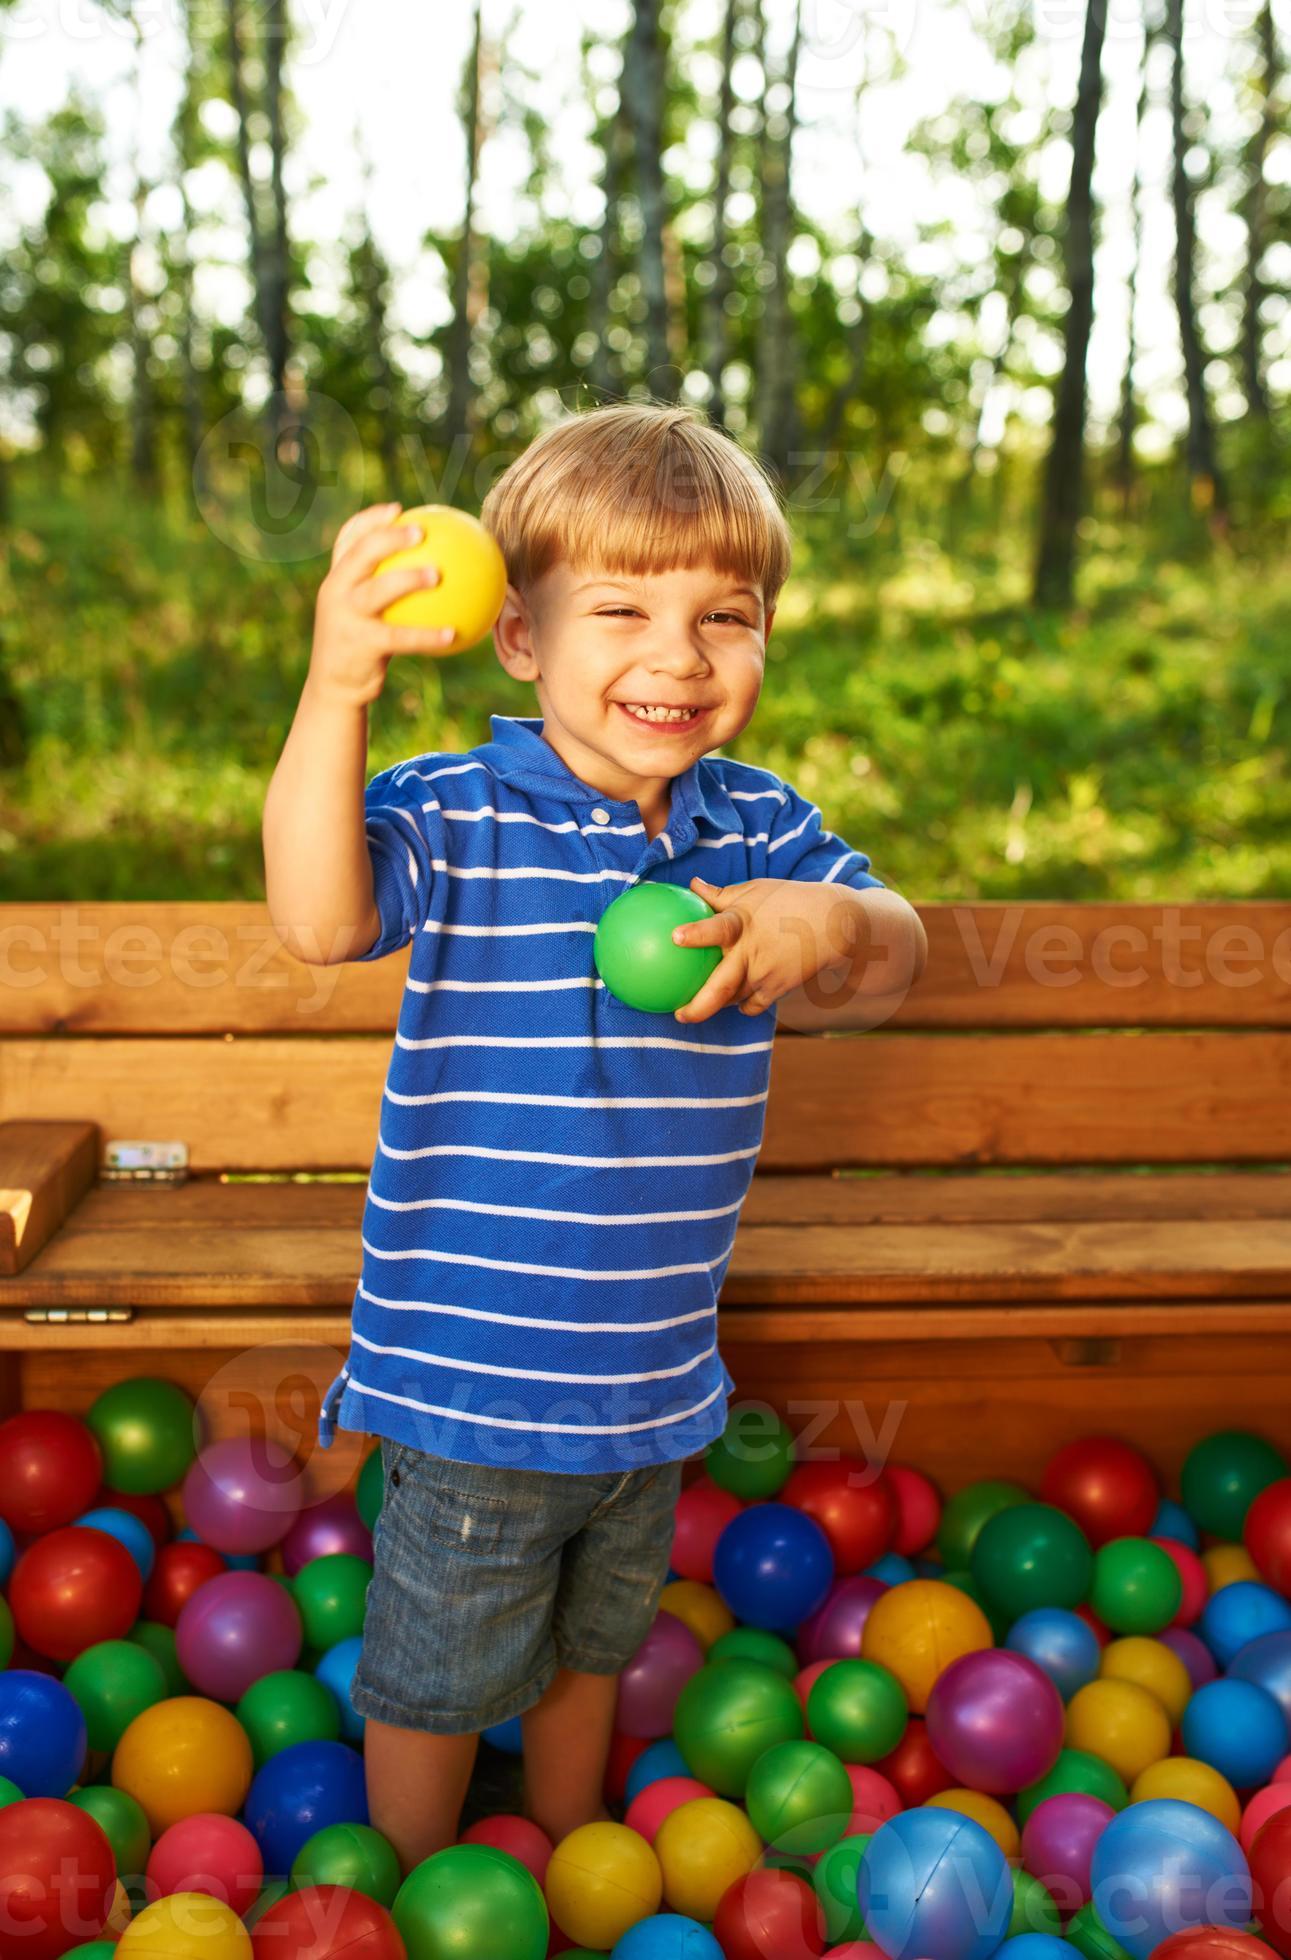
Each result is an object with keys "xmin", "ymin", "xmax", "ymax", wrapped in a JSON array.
[{"xmin": 262, "ymin": 402, "xmax": 926, "ymax": 1873}]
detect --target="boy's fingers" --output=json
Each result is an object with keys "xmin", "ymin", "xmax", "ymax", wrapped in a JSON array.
[
  {"xmin": 674, "ymin": 952, "xmax": 745, "ymax": 1023},
  {"xmin": 329, "ymin": 502, "xmax": 402, "ymax": 567},
  {"xmin": 381, "ymin": 622, "xmax": 458, "ymax": 656},
  {"xmin": 331, "ymin": 519, "xmax": 428, "ymax": 588},
  {"xmin": 672, "ymin": 911, "xmax": 742, "ymax": 949},
  {"xmin": 355, "ymin": 564, "xmax": 442, "ymax": 618}
]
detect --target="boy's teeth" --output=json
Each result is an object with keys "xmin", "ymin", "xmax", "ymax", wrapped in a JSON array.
[{"xmin": 623, "ymin": 704, "xmax": 698, "ymax": 722}]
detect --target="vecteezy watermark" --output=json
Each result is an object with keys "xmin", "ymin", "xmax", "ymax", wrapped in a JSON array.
[{"xmin": 193, "ymin": 392, "xmax": 365, "ymax": 564}]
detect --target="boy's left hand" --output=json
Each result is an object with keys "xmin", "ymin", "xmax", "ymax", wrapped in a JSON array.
[{"xmin": 671, "ymin": 875, "xmax": 862, "ymax": 1022}]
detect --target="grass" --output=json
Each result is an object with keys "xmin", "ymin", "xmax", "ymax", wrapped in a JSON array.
[{"xmin": 2, "ymin": 471, "xmax": 1288, "ymax": 902}]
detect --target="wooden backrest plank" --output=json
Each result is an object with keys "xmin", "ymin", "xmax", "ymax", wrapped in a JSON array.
[
  {"xmin": 4, "ymin": 902, "xmax": 1291, "ymax": 1034},
  {"xmin": 4, "ymin": 1031, "xmax": 1290, "ymax": 1171}
]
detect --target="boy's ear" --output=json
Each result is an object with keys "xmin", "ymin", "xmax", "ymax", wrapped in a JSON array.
[
  {"xmin": 764, "ymin": 604, "xmax": 776, "ymax": 648},
  {"xmin": 492, "ymin": 583, "xmax": 540, "ymax": 682}
]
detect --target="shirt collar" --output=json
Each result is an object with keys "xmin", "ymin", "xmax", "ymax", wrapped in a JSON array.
[{"xmin": 475, "ymin": 714, "xmax": 740, "ymax": 834}]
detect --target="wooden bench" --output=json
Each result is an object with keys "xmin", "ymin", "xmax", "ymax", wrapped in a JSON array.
[{"xmin": 3, "ymin": 899, "xmax": 1291, "ymax": 1502}]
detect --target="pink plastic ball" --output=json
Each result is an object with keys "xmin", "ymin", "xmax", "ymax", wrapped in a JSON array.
[
  {"xmin": 145, "ymin": 1813, "xmax": 263, "ymax": 1915},
  {"xmin": 280, "ymin": 1493, "xmax": 373, "ymax": 1577},
  {"xmin": 797, "ymin": 1575, "xmax": 888, "ymax": 1666},
  {"xmin": 1160, "ymin": 1626, "xmax": 1219, "ymax": 1689},
  {"xmin": 616, "ymin": 1610, "xmax": 704, "ymax": 1739},
  {"xmin": 459, "ymin": 1814, "xmax": 553, "ymax": 1885},
  {"xmin": 182, "ymin": 1436, "xmax": 302, "ymax": 1555},
  {"xmin": 1152, "ymin": 1536, "xmax": 1208, "ymax": 1626},
  {"xmin": 175, "ymin": 1569, "xmax": 303, "ymax": 1701},
  {"xmin": 624, "ymin": 1775, "xmax": 715, "ymax": 1842},
  {"xmin": 885, "ymin": 1464, "xmax": 941, "ymax": 1558},
  {"xmin": 1021, "ymin": 1793, "xmax": 1115, "ymax": 1908},
  {"xmin": 795, "ymin": 1660, "xmax": 834, "ymax": 1725},
  {"xmin": 1275, "ymin": 1755, "xmax": 1291, "ymax": 1786},
  {"xmin": 671, "ymin": 1478, "xmax": 743, "ymax": 1585},
  {"xmin": 843, "ymin": 1764, "xmax": 902, "ymax": 1835},
  {"xmin": 1242, "ymin": 1782, "xmax": 1291, "ymax": 1853},
  {"xmin": 926, "ymin": 1649, "xmax": 1065, "ymax": 1795}
]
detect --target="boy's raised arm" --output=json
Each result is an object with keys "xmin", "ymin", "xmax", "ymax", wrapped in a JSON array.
[{"xmin": 261, "ymin": 503, "xmax": 457, "ymax": 966}]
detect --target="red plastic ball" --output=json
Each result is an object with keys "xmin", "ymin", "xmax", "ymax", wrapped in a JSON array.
[
  {"xmin": 0, "ymin": 1797, "xmax": 116, "ymax": 1960},
  {"xmin": 459, "ymin": 1814, "xmax": 553, "ymax": 1886},
  {"xmin": 10, "ymin": 1525, "xmax": 143, "ymax": 1662},
  {"xmin": 1151, "ymin": 1934, "xmax": 1281, "ymax": 1957},
  {"xmin": 250, "ymin": 1886, "xmax": 406, "ymax": 1960},
  {"xmin": 713, "ymin": 1868, "xmax": 828, "ymax": 1960},
  {"xmin": 782, "ymin": 1460, "xmax": 896, "ymax": 1575},
  {"xmin": 671, "ymin": 1477, "xmax": 743, "ymax": 1584},
  {"xmin": 885, "ymin": 1464, "xmax": 941, "ymax": 1558},
  {"xmin": 873, "ymin": 1717, "xmax": 954, "ymax": 1807},
  {"xmin": 0, "ymin": 1411, "xmax": 102, "ymax": 1535},
  {"xmin": 1250, "ymin": 1805, "xmax": 1291, "ymax": 1955},
  {"xmin": 143, "ymin": 1540, "xmax": 228, "ymax": 1627},
  {"xmin": 603, "ymin": 1729, "xmax": 649, "ymax": 1803},
  {"xmin": 624, "ymin": 1776, "xmax": 714, "ymax": 1843},
  {"xmin": 1040, "ymin": 1435, "xmax": 1159, "ymax": 1547},
  {"xmin": 1152, "ymin": 1536, "xmax": 1209, "ymax": 1626},
  {"xmin": 1246, "ymin": 1480, "xmax": 1291, "ymax": 1597},
  {"xmin": 146, "ymin": 1813, "xmax": 263, "ymax": 1916}
]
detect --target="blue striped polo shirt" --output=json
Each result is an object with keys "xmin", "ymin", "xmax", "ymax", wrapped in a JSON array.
[{"xmin": 317, "ymin": 712, "xmax": 883, "ymax": 1474}]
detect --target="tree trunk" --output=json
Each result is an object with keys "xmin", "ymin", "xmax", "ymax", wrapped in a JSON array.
[
  {"xmin": 590, "ymin": 85, "xmax": 626, "ymax": 400},
  {"xmin": 125, "ymin": 19, "xmax": 159, "ymax": 496},
  {"xmin": 1241, "ymin": 1, "xmax": 1279, "ymax": 422},
  {"xmin": 755, "ymin": 0, "xmax": 802, "ymax": 479},
  {"xmin": 225, "ymin": 0, "xmax": 268, "ymax": 358},
  {"xmin": 1032, "ymin": 0, "xmax": 1109, "ymax": 610},
  {"xmin": 621, "ymin": 0, "xmax": 673, "ymax": 396},
  {"xmin": 1115, "ymin": 9, "xmax": 1153, "ymax": 511},
  {"xmin": 262, "ymin": 0, "xmax": 293, "ymax": 408},
  {"xmin": 354, "ymin": 132, "xmax": 402, "ymax": 499},
  {"xmin": 1165, "ymin": 0, "xmax": 1227, "ymax": 518},
  {"xmin": 704, "ymin": 0, "xmax": 740, "ymax": 427},
  {"xmin": 442, "ymin": 0, "xmax": 484, "ymax": 456}
]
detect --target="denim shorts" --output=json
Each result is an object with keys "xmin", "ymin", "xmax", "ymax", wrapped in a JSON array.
[{"xmin": 349, "ymin": 1438, "xmax": 684, "ymax": 1735}]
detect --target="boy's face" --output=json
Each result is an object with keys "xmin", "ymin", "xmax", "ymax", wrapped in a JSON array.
[{"xmin": 492, "ymin": 560, "xmax": 775, "ymax": 812}]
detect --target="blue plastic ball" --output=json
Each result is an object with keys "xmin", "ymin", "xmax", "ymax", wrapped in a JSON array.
[
  {"xmin": 1005, "ymin": 1607, "xmax": 1102, "ymax": 1701},
  {"xmin": 1089, "ymin": 1796, "xmax": 1251, "ymax": 1958},
  {"xmin": 994, "ymin": 1940, "xmax": 1073, "ymax": 1959},
  {"xmin": 314, "ymin": 1634, "xmax": 365, "ymax": 1742},
  {"xmin": 0, "ymin": 1670, "xmax": 86, "ymax": 1796},
  {"xmin": 483, "ymin": 1715, "xmax": 523, "ymax": 1753},
  {"xmin": 1199, "ymin": 1578, "xmax": 1291, "ymax": 1667},
  {"xmin": 243, "ymin": 1737, "xmax": 369, "ymax": 1875},
  {"xmin": 859, "ymin": 1808, "xmax": 1012, "ymax": 1960},
  {"xmin": 75, "ymin": 1505, "xmax": 157, "ymax": 1582},
  {"xmin": 1180, "ymin": 1676, "xmax": 1289, "ymax": 1788},
  {"xmin": 612, "ymin": 1916, "xmax": 723, "ymax": 1958},
  {"xmin": 0, "ymin": 1518, "xmax": 14, "ymax": 1586},
  {"xmin": 1230, "ymin": 1628, "xmax": 1291, "ymax": 1727},
  {"xmin": 1152, "ymin": 1498, "xmax": 1199, "ymax": 1550},
  {"xmin": 866, "ymin": 1552, "xmax": 917, "ymax": 1586},
  {"xmin": 624, "ymin": 1738, "xmax": 690, "ymax": 1805},
  {"xmin": 712, "ymin": 1503, "xmax": 834, "ymax": 1632}
]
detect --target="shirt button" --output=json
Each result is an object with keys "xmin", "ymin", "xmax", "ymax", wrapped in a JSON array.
[{"xmin": 590, "ymin": 807, "xmax": 611, "ymax": 825}]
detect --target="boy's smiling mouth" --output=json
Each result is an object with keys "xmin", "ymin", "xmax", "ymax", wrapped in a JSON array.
[{"xmin": 614, "ymin": 702, "xmax": 711, "ymax": 729}]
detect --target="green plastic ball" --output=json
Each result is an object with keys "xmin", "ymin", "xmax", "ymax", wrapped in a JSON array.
[
  {"xmin": 292, "ymin": 1553, "xmax": 372, "ymax": 1649},
  {"xmin": 1009, "ymin": 1866, "xmax": 1062, "ymax": 1936},
  {"xmin": 0, "ymin": 1594, "xmax": 13, "ymax": 1670},
  {"xmin": 707, "ymin": 1627, "xmax": 798, "ymax": 1678},
  {"xmin": 1182, "ymin": 1429, "xmax": 1288, "ymax": 1540},
  {"xmin": 1089, "ymin": 1535, "xmax": 1182, "ymax": 1634},
  {"xmin": 705, "ymin": 1404, "xmax": 795, "ymax": 1501},
  {"xmin": 593, "ymin": 882, "xmax": 721, "ymax": 1013},
  {"xmin": 393, "ymin": 1842, "xmax": 548, "ymax": 1960},
  {"xmin": 292, "ymin": 1820, "xmax": 402, "ymax": 1905},
  {"xmin": 236, "ymin": 1667, "xmax": 342, "ymax": 1767},
  {"xmin": 941, "ymin": 1568, "xmax": 1013, "ymax": 1645},
  {"xmin": 745, "ymin": 1739, "xmax": 854, "ymax": 1854},
  {"xmin": 970, "ymin": 1501, "xmax": 1094, "ymax": 1618},
  {"xmin": 0, "ymin": 1776, "xmax": 22, "ymax": 1809},
  {"xmin": 69, "ymin": 1784, "xmax": 151, "ymax": 1880},
  {"xmin": 813, "ymin": 1832, "xmax": 872, "ymax": 1943},
  {"xmin": 127, "ymin": 1620, "xmax": 188, "ymax": 1695},
  {"xmin": 244, "ymin": 1879, "xmax": 293, "ymax": 1930},
  {"xmin": 86, "ymin": 1377, "xmax": 199, "ymax": 1493},
  {"xmin": 62, "ymin": 1947, "xmax": 118, "ymax": 1960},
  {"xmin": 936, "ymin": 1479, "xmax": 1030, "ymax": 1569},
  {"xmin": 1016, "ymin": 1747, "xmax": 1129, "ymax": 1825},
  {"xmin": 63, "ymin": 1639, "xmax": 168, "ymax": 1754},
  {"xmin": 1067, "ymin": 1901, "xmax": 1134, "ymax": 1958},
  {"xmin": 805, "ymin": 1659, "xmax": 907, "ymax": 1764},
  {"xmin": 356, "ymin": 1447, "xmax": 385, "ymax": 1531},
  {"xmin": 672, "ymin": 1659, "xmax": 805, "ymax": 1797}
]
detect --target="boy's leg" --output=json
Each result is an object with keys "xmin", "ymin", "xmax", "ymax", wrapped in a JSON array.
[
  {"xmin": 519, "ymin": 1666, "xmax": 618, "ymax": 1842},
  {"xmin": 364, "ymin": 1717, "xmax": 479, "ymax": 1873}
]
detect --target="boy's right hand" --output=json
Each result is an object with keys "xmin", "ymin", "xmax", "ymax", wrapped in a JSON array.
[{"xmin": 308, "ymin": 502, "xmax": 457, "ymax": 706}]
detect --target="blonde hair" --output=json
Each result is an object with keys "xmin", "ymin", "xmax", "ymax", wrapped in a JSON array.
[{"xmin": 479, "ymin": 401, "xmax": 793, "ymax": 608}]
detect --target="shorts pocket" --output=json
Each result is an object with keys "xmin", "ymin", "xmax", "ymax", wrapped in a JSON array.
[{"xmin": 424, "ymin": 1479, "xmax": 508, "ymax": 1558}]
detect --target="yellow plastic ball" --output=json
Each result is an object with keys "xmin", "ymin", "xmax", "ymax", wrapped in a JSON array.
[
  {"xmin": 927, "ymin": 1788, "xmax": 1020, "ymax": 1861},
  {"xmin": 112, "ymin": 1696, "xmax": 254, "ymax": 1836},
  {"xmin": 1100, "ymin": 1637, "xmax": 1193, "ymax": 1726},
  {"xmin": 116, "ymin": 1894, "xmax": 252, "ymax": 1960},
  {"xmin": 860, "ymin": 1580, "xmax": 994, "ymax": 1715},
  {"xmin": 1131, "ymin": 1756, "xmax": 1241, "ymax": 1834},
  {"xmin": 659, "ymin": 1580, "xmax": 734, "ymax": 1652},
  {"xmin": 1204, "ymin": 1543, "xmax": 1260, "ymax": 1593},
  {"xmin": 1065, "ymin": 1677, "xmax": 1172, "ymax": 1785},
  {"xmin": 374, "ymin": 503, "xmax": 508, "ymax": 651},
  {"xmin": 654, "ymin": 1796, "xmax": 763, "ymax": 1921},
  {"xmin": 544, "ymin": 1820, "xmax": 662, "ymax": 1951}
]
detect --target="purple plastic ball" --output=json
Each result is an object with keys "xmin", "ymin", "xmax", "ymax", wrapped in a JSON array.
[
  {"xmin": 617, "ymin": 1609, "xmax": 705, "ymax": 1739},
  {"xmin": 280, "ymin": 1492, "xmax": 373, "ymax": 1577},
  {"xmin": 797, "ymin": 1575, "xmax": 888, "ymax": 1665},
  {"xmin": 181, "ymin": 1435, "xmax": 303, "ymax": 1555},
  {"xmin": 1021, "ymin": 1792, "xmax": 1116, "ymax": 1910},
  {"xmin": 175, "ymin": 1569, "xmax": 303, "ymax": 1701},
  {"xmin": 1159, "ymin": 1625, "xmax": 1219, "ymax": 1689},
  {"xmin": 926, "ymin": 1649, "xmax": 1065, "ymax": 1795}
]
